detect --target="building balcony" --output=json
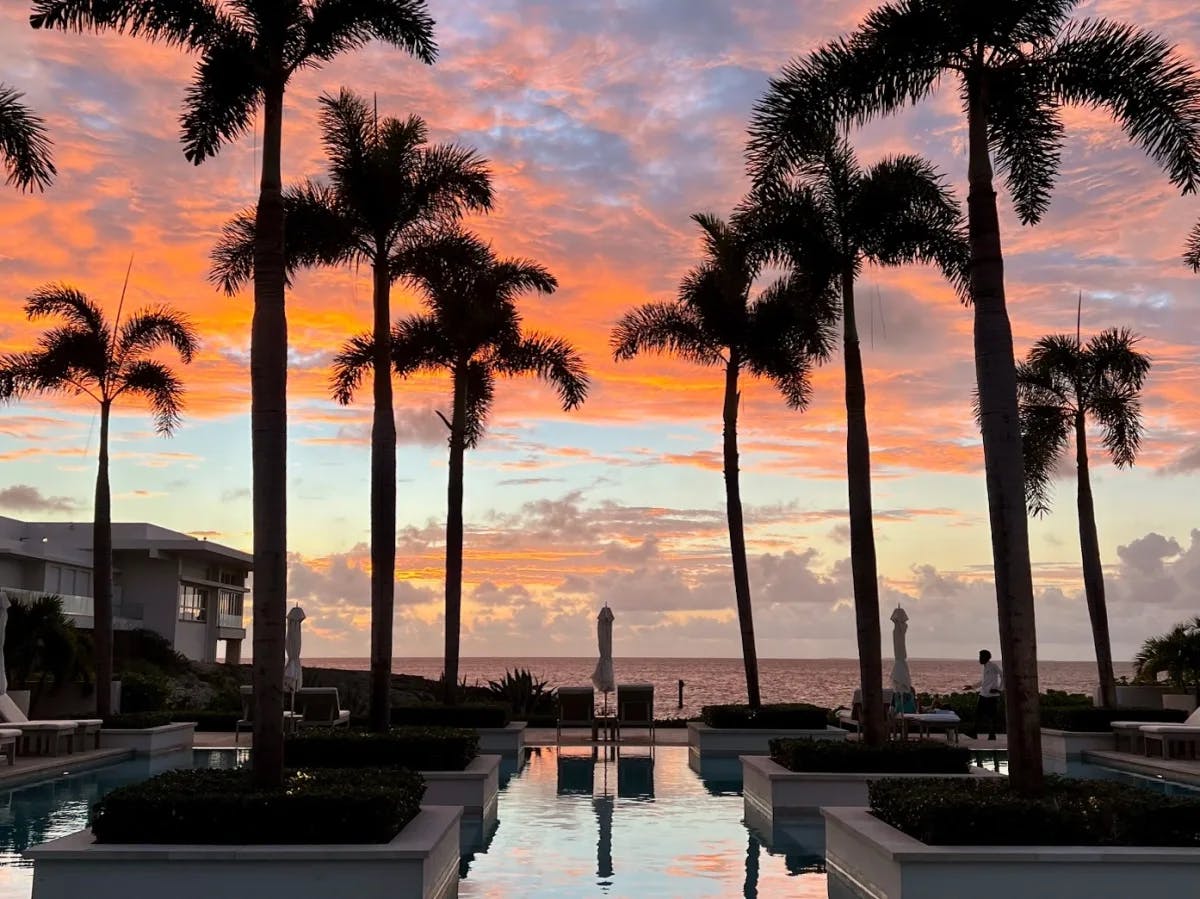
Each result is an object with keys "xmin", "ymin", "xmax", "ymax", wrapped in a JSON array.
[{"xmin": 1, "ymin": 587, "xmax": 144, "ymax": 628}]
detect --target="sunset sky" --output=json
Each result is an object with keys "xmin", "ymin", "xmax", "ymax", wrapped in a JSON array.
[{"xmin": 1, "ymin": 1, "xmax": 1198, "ymax": 663}]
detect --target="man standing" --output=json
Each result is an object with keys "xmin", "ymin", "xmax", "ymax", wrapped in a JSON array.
[{"xmin": 977, "ymin": 649, "xmax": 1003, "ymax": 741}]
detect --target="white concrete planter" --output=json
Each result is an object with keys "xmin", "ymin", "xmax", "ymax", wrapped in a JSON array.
[
  {"xmin": 1163, "ymin": 693, "xmax": 1198, "ymax": 713},
  {"xmin": 98, "ymin": 723, "xmax": 196, "ymax": 757},
  {"xmin": 742, "ymin": 756, "xmax": 993, "ymax": 833},
  {"xmin": 1107, "ymin": 684, "xmax": 1170, "ymax": 708},
  {"xmin": 823, "ymin": 805, "xmax": 1200, "ymax": 899},
  {"xmin": 1040, "ymin": 728, "xmax": 1115, "ymax": 774},
  {"xmin": 687, "ymin": 722, "xmax": 845, "ymax": 768},
  {"xmin": 476, "ymin": 723, "xmax": 525, "ymax": 756},
  {"xmin": 420, "ymin": 755, "xmax": 500, "ymax": 829},
  {"xmin": 25, "ymin": 805, "xmax": 461, "ymax": 899}
]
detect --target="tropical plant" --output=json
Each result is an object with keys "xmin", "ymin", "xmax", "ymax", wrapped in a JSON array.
[
  {"xmin": 745, "ymin": 134, "xmax": 968, "ymax": 744},
  {"xmin": 612, "ymin": 212, "xmax": 837, "ymax": 708},
  {"xmin": 749, "ymin": 0, "xmax": 1200, "ymax": 793},
  {"xmin": 2, "ymin": 593, "xmax": 89, "ymax": 695},
  {"xmin": 0, "ymin": 82, "xmax": 55, "ymax": 190},
  {"xmin": 1017, "ymin": 323, "xmax": 1151, "ymax": 708},
  {"xmin": 486, "ymin": 668, "xmax": 551, "ymax": 718},
  {"xmin": 211, "ymin": 88, "xmax": 493, "ymax": 732},
  {"xmin": 1134, "ymin": 618, "xmax": 1200, "ymax": 699},
  {"xmin": 0, "ymin": 283, "xmax": 198, "ymax": 716},
  {"xmin": 1186, "ymin": 221, "xmax": 1200, "ymax": 271},
  {"xmin": 331, "ymin": 230, "xmax": 589, "ymax": 703},
  {"xmin": 31, "ymin": 0, "xmax": 438, "ymax": 788}
]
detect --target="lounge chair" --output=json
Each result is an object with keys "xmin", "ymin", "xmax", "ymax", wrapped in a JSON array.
[
  {"xmin": 0, "ymin": 693, "xmax": 98, "ymax": 755},
  {"xmin": 556, "ymin": 687, "xmax": 595, "ymax": 744},
  {"xmin": 835, "ymin": 688, "xmax": 896, "ymax": 734},
  {"xmin": 1138, "ymin": 707, "xmax": 1200, "ymax": 759},
  {"xmin": 236, "ymin": 685, "xmax": 302, "ymax": 743},
  {"xmin": 0, "ymin": 728, "xmax": 19, "ymax": 765},
  {"xmin": 293, "ymin": 687, "xmax": 351, "ymax": 728},
  {"xmin": 615, "ymin": 683, "xmax": 655, "ymax": 745}
]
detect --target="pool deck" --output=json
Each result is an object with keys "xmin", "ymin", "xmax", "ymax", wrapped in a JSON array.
[
  {"xmin": 1085, "ymin": 749, "xmax": 1200, "ymax": 787},
  {"xmin": 0, "ymin": 747, "xmax": 132, "ymax": 789}
]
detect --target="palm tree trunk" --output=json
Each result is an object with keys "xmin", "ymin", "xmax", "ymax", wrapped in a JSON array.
[
  {"xmin": 1074, "ymin": 412, "xmax": 1116, "ymax": 707},
  {"xmin": 967, "ymin": 78, "xmax": 1042, "ymax": 793},
  {"xmin": 842, "ymin": 271, "xmax": 885, "ymax": 745},
  {"xmin": 723, "ymin": 351, "xmax": 761, "ymax": 709},
  {"xmin": 368, "ymin": 249, "xmax": 397, "ymax": 731},
  {"xmin": 92, "ymin": 400, "xmax": 113, "ymax": 717},
  {"xmin": 250, "ymin": 73, "xmax": 287, "ymax": 789},
  {"xmin": 442, "ymin": 363, "xmax": 468, "ymax": 705}
]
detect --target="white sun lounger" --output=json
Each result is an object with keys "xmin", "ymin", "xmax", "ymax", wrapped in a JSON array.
[
  {"xmin": 0, "ymin": 693, "xmax": 99, "ymax": 755},
  {"xmin": 1137, "ymin": 707, "xmax": 1200, "ymax": 759}
]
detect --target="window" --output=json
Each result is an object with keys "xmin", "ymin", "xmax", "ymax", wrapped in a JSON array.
[
  {"xmin": 179, "ymin": 584, "xmax": 209, "ymax": 622},
  {"xmin": 220, "ymin": 570, "xmax": 242, "ymax": 586},
  {"xmin": 218, "ymin": 590, "xmax": 243, "ymax": 627},
  {"xmin": 45, "ymin": 564, "xmax": 92, "ymax": 597}
]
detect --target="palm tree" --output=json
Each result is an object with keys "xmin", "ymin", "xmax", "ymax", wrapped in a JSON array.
[
  {"xmin": 612, "ymin": 213, "xmax": 836, "ymax": 708},
  {"xmin": 0, "ymin": 82, "xmax": 55, "ymax": 190},
  {"xmin": 1186, "ymin": 222, "xmax": 1200, "ymax": 271},
  {"xmin": 0, "ymin": 284, "xmax": 198, "ymax": 716},
  {"xmin": 211, "ymin": 89, "xmax": 492, "ymax": 732},
  {"xmin": 749, "ymin": 0, "xmax": 1200, "ymax": 793},
  {"xmin": 1135, "ymin": 618, "xmax": 1200, "ymax": 701},
  {"xmin": 745, "ymin": 136, "xmax": 968, "ymax": 744},
  {"xmin": 331, "ymin": 230, "xmax": 588, "ymax": 703},
  {"xmin": 1017, "ymin": 325, "xmax": 1150, "ymax": 709},
  {"xmin": 31, "ymin": 0, "xmax": 437, "ymax": 786}
]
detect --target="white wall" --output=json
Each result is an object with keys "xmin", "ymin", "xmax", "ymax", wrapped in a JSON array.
[
  {"xmin": 174, "ymin": 621, "xmax": 209, "ymax": 662},
  {"xmin": 116, "ymin": 553, "xmax": 179, "ymax": 643}
]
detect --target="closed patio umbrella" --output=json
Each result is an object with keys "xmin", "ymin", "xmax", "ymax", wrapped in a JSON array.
[
  {"xmin": 890, "ymin": 606, "xmax": 913, "ymax": 709},
  {"xmin": 0, "ymin": 593, "xmax": 8, "ymax": 695},
  {"xmin": 591, "ymin": 605, "xmax": 615, "ymax": 714},
  {"xmin": 283, "ymin": 605, "xmax": 306, "ymax": 710}
]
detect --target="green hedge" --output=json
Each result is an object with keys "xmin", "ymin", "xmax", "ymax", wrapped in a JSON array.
[
  {"xmin": 701, "ymin": 703, "xmax": 830, "ymax": 730},
  {"xmin": 284, "ymin": 726, "xmax": 478, "ymax": 771},
  {"xmin": 172, "ymin": 710, "xmax": 240, "ymax": 732},
  {"xmin": 92, "ymin": 767, "xmax": 424, "ymax": 844},
  {"xmin": 870, "ymin": 776, "xmax": 1200, "ymax": 846},
  {"xmin": 118, "ymin": 671, "xmax": 173, "ymax": 714},
  {"xmin": 391, "ymin": 702, "xmax": 510, "ymax": 728},
  {"xmin": 770, "ymin": 738, "xmax": 971, "ymax": 774},
  {"xmin": 102, "ymin": 712, "xmax": 174, "ymax": 729},
  {"xmin": 1040, "ymin": 706, "xmax": 1186, "ymax": 731}
]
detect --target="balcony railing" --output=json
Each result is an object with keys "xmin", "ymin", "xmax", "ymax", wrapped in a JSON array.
[
  {"xmin": 218, "ymin": 612, "xmax": 244, "ymax": 629},
  {"xmin": 1, "ymin": 587, "xmax": 93, "ymax": 616}
]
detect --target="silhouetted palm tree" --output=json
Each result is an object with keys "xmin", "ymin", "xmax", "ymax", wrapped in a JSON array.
[
  {"xmin": 612, "ymin": 213, "xmax": 836, "ymax": 708},
  {"xmin": 1017, "ymin": 325, "xmax": 1150, "ymax": 708},
  {"xmin": 746, "ymin": 135, "xmax": 968, "ymax": 744},
  {"xmin": 0, "ymin": 83, "xmax": 55, "ymax": 190},
  {"xmin": 750, "ymin": 0, "xmax": 1200, "ymax": 792},
  {"xmin": 0, "ymin": 284, "xmax": 198, "ymax": 715},
  {"xmin": 211, "ymin": 88, "xmax": 492, "ymax": 731},
  {"xmin": 331, "ymin": 231, "xmax": 588, "ymax": 703},
  {"xmin": 1185, "ymin": 222, "xmax": 1200, "ymax": 271},
  {"xmin": 1135, "ymin": 618, "xmax": 1200, "ymax": 701},
  {"xmin": 31, "ymin": 0, "xmax": 437, "ymax": 786}
]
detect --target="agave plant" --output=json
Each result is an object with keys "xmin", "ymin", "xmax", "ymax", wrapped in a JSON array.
[{"xmin": 486, "ymin": 668, "xmax": 551, "ymax": 718}]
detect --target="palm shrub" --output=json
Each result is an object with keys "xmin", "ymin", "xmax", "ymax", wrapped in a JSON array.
[
  {"xmin": 31, "ymin": 0, "xmax": 438, "ymax": 788},
  {"xmin": 612, "ymin": 212, "xmax": 836, "ymax": 708},
  {"xmin": 211, "ymin": 89, "xmax": 492, "ymax": 732},
  {"xmin": 0, "ymin": 286, "xmax": 198, "ymax": 715},
  {"xmin": 0, "ymin": 82, "xmax": 55, "ymax": 190},
  {"xmin": 1134, "ymin": 618, "xmax": 1200, "ymax": 700},
  {"xmin": 2, "ymin": 593, "xmax": 89, "ymax": 695},
  {"xmin": 332, "ymin": 230, "xmax": 588, "ymax": 703},
  {"xmin": 750, "ymin": 0, "xmax": 1200, "ymax": 793},
  {"xmin": 1017, "ymin": 326, "xmax": 1151, "ymax": 707},
  {"xmin": 744, "ymin": 134, "xmax": 967, "ymax": 743}
]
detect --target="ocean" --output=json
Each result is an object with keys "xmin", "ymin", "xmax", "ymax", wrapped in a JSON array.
[{"xmin": 306, "ymin": 657, "xmax": 1131, "ymax": 719}]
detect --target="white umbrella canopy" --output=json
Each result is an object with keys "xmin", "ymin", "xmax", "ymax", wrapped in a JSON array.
[
  {"xmin": 591, "ymin": 605, "xmax": 615, "ymax": 706},
  {"xmin": 0, "ymin": 593, "xmax": 9, "ymax": 695},
  {"xmin": 890, "ymin": 605, "xmax": 913, "ymax": 695},
  {"xmin": 283, "ymin": 605, "xmax": 306, "ymax": 699}
]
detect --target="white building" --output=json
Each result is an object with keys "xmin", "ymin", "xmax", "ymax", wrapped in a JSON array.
[{"xmin": 0, "ymin": 516, "xmax": 250, "ymax": 664}]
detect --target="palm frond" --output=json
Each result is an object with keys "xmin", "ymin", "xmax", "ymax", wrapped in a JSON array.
[
  {"xmin": 1084, "ymin": 327, "xmax": 1151, "ymax": 393},
  {"xmin": 329, "ymin": 332, "xmax": 375, "ymax": 405},
  {"xmin": 987, "ymin": 63, "xmax": 1064, "ymax": 225},
  {"xmin": 492, "ymin": 332, "xmax": 589, "ymax": 410},
  {"xmin": 1089, "ymin": 387, "xmax": 1143, "ymax": 469},
  {"xmin": 29, "ymin": 0, "xmax": 229, "ymax": 50},
  {"xmin": 301, "ymin": 0, "xmax": 437, "ymax": 66},
  {"xmin": 116, "ymin": 307, "xmax": 200, "ymax": 364},
  {"xmin": 282, "ymin": 179, "xmax": 361, "ymax": 267},
  {"xmin": 1018, "ymin": 396, "xmax": 1073, "ymax": 516},
  {"xmin": 610, "ymin": 301, "xmax": 724, "ymax": 367},
  {"xmin": 24, "ymin": 284, "xmax": 107, "ymax": 336},
  {"xmin": 461, "ymin": 359, "xmax": 495, "ymax": 448},
  {"xmin": 209, "ymin": 206, "xmax": 257, "ymax": 294},
  {"xmin": 0, "ymin": 83, "xmax": 56, "ymax": 191},
  {"xmin": 117, "ymin": 359, "xmax": 185, "ymax": 434},
  {"xmin": 391, "ymin": 314, "xmax": 452, "ymax": 377},
  {"xmin": 408, "ymin": 141, "xmax": 494, "ymax": 224},
  {"xmin": 1050, "ymin": 18, "xmax": 1200, "ymax": 194},
  {"xmin": 490, "ymin": 257, "xmax": 558, "ymax": 301},
  {"xmin": 1186, "ymin": 219, "xmax": 1200, "ymax": 271},
  {"xmin": 181, "ymin": 34, "xmax": 262, "ymax": 164},
  {"xmin": 1025, "ymin": 333, "xmax": 1084, "ymax": 399},
  {"xmin": 317, "ymin": 89, "xmax": 374, "ymax": 187},
  {"xmin": 744, "ymin": 272, "xmax": 837, "ymax": 409}
]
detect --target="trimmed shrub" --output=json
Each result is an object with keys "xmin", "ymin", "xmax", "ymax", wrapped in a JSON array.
[
  {"xmin": 92, "ymin": 767, "xmax": 423, "ymax": 844},
  {"xmin": 118, "ymin": 671, "xmax": 172, "ymax": 714},
  {"xmin": 770, "ymin": 738, "xmax": 971, "ymax": 774},
  {"xmin": 102, "ymin": 712, "xmax": 174, "ymax": 729},
  {"xmin": 285, "ymin": 726, "xmax": 479, "ymax": 771},
  {"xmin": 171, "ymin": 710, "xmax": 240, "ymax": 732},
  {"xmin": 870, "ymin": 776, "xmax": 1200, "ymax": 846},
  {"xmin": 701, "ymin": 703, "xmax": 830, "ymax": 730},
  {"xmin": 391, "ymin": 702, "xmax": 510, "ymax": 728},
  {"xmin": 1040, "ymin": 706, "xmax": 1186, "ymax": 731}
]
